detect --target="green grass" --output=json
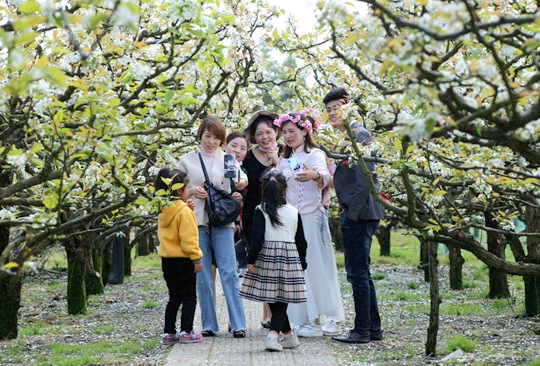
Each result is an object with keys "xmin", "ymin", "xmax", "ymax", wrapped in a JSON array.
[
  {"xmin": 519, "ymin": 359, "xmax": 540, "ymax": 366},
  {"xmin": 444, "ymin": 334, "xmax": 478, "ymax": 353},
  {"xmin": 407, "ymin": 281, "xmax": 419, "ymax": 290},
  {"xmin": 142, "ymin": 300, "xmax": 159, "ymax": 309},
  {"xmin": 132, "ymin": 252, "xmax": 161, "ymax": 269},
  {"xmin": 93, "ymin": 325, "xmax": 117, "ymax": 335},
  {"xmin": 37, "ymin": 340, "xmax": 153, "ymax": 366}
]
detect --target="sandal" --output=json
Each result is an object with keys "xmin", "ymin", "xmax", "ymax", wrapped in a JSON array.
[
  {"xmin": 233, "ymin": 329, "xmax": 246, "ymax": 338},
  {"xmin": 261, "ymin": 321, "xmax": 271, "ymax": 329},
  {"xmin": 201, "ymin": 330, "xmax": 217, "ymax": 337}
]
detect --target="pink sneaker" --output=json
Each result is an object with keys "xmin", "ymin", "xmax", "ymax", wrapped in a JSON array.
[
  {"xmin": 178, "ymin": 331, "xmax": 203, "ymax": 343},
  {"xmin": 161, "ymin": 333, "xmax": 179, "ymax": 345}
]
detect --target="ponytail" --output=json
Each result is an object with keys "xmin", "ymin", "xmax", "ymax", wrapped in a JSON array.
[{"xmin": 260, "ymin": 169, "xmax": 287, "ymax": 228}]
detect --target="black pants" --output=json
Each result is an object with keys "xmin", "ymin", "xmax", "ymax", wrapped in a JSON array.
[
  {"xmin": 268, "ymin": 302, "xmax": 291, "ymax": 333},
  {"xmin": 162, "ymin": 257, "xmax": 197, "ymax": 334}
]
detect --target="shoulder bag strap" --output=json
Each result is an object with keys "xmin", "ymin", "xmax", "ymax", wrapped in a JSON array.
[{"xmin": 198, "ymin": 153, "xmax": 211, "ymax": 184}]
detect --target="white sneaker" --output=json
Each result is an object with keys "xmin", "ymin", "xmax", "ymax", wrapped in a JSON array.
[
  {"xmin": 264, "ymin": 336, "xmax": 283, "ymax": 352},
  {"xmin": 296, "ymin": 323, "xmax": 323, "ymax": 337},
  {"xmin": 281, "ymin": 333, "xmax": 300, "ymax": 349},
  {"xmin": 322, "ymin": 320, "xmax": 341, "ymax": 336}
]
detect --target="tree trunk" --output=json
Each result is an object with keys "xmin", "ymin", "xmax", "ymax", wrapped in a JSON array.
[
  {"xmin": 64, "ymin": 236, "xmax": 87, "ymax": 315},
  {"xmin": 0, "ymin": 274, "xmax": 22, "ymax": 340},
  {"xmin": 448, "ymin": 245, "xmax": 464, "ymax": 290},
  {"xmin": 137, "ymin": 232, "xmax": 150, "ymax": 256},
  {"xmin": 328, "ymin": 215, "xmax": 343, "ymax": 252},
  {"xmin": 485, "ymin": 212, "xmax": 510, "ymax": 299},
  {"xmin": 85, "ymin": 247, "xmax": 104, "ymax": 296},
  {"xmin": 123, "ymin": 230, "xmax": 132, "ymax": 277},
  {"xmin": 524, "ymin": 205, "xmax": 540, "ymax": 316},
  {"xmin": 148, "ymin": 232, "xmax": 158, "ymax": 253},
  {"xmin": 108, "ymin": 234, "xmax": 124, "ymax": 284},
  {"xmin": 419, "ymin": 238, "xmax": 430, "ymax": 282},
  {"xmin": 101, "ymin": 240, "xmax": 113, "ymax": 287},
  {"xmin": 425, "ymin": 240, "xmax": 440, "ymax": 357},
  {"xmin": 375, "ymin": 224, "xmax": 391, "ymax": 256}
]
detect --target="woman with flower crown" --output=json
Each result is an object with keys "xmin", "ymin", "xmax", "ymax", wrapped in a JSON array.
[{"xmin": 274, "ymin": 109, "xmax": 345, "ymax": 338}]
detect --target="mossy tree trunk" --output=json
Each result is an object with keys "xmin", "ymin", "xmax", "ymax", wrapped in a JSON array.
[
  {"xmin": 524, "ymin": 205, "xmax": 540, "ymax": 316},
  {"xmin": 64, "ymin": 235, "xmax": 87, "ymax": 315},
  {"xmin": 485, "ymin": 211, "xmax": 510, "ymax": 299},
  {"xmin": 448, "ymin": 245, "xmax": 464, "ymax": 290},
  {"xmin": 85, "ymin": 246, "xmax": 104, "ymax": 296},
  {"xmin": 375, "ymin": 224, "xmax": 391, "ymax": 257},
  {"xmin": 425, "ymin": 240, "xmax": 440, "ymax": 357}
]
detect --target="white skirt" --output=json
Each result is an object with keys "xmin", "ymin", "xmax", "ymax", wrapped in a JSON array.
[{"xmin": 287, "ymin": 210, "xmax": 345, "ymax": 326}]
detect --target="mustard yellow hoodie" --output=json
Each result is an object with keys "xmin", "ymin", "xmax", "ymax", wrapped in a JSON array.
[{"xmin": 157, "ymin": 200, "xmax": 202, "ymax": 263}]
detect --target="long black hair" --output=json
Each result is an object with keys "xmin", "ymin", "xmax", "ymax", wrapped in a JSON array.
[
  {"xmin": 154, "ymin": 168, "xmax": 189, "ymax": 197},
  {"xmin": 260, "ymin": 169, "xmax": 287, "ymax": 228}
]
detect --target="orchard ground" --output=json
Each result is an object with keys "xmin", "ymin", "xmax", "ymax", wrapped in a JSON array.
[{"xmin": 1, "ymin": 231, "xmax": 539, "ymax": 365}]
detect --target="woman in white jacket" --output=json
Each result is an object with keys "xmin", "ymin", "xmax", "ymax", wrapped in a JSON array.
[{"xmin": 179, "ymin": 116, "xmax": 248, "ymax": 338}]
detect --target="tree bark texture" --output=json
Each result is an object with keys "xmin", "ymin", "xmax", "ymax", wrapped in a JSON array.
[
  {"xmin": 420, "ymin": 238, "xmax": 430, "ymax": 282},
  {"xmin": 375, "ymin": 224, "xmax": 391, "ymax": 257},
  {"xmin": 0, "ymin": 274, "xmax": 22, "ymax": 340},
  {"xmin": 85, "ymin": 247, "xmax": 104, "ymax": 296},
  {"xmin": 448, "ymin": 245, "xmax": 464, "ymax": 290},
  {"xmin": 64, "ymin": 236, "xmax": 87, "ymax": 315},
  {"xmin": 425, "ymin": 240, "xmax": 440, "ymax": 357},
  {"xmin": 137, "ymin": 233, "xmax": 150, "ymax": 257},
  {"xmin": 485, "ymin": 211, "xmax": 510, "ymax": 299},
  {"xmin": 524, "ymin": 205, "xmax": 540, "ymax": 316}
]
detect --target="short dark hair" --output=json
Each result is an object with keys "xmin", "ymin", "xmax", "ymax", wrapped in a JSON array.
[
  {"xmin": 197, "ymin": 116, "xmax": 226, "ymax": 146},
  {"xmin": 323, "ymin": 87, "xmax": 349, "ymax": 106},
  {"xmin": 154, "ymin": 168, "xmax": 189, "ymax": 197}
]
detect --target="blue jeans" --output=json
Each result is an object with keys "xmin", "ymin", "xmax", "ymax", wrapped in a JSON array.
[
  {"xmin": 340, "ymin": 215, "xmax": 381, "ymax": 335},
  {"xmin": 197, "ymin": 226, "xmax": 246, "ymax": 333}
]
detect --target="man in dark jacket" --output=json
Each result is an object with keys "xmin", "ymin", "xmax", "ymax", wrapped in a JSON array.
[{"xmin": 324, "ymin": 87, "xmax": 385, "ymax": 344}]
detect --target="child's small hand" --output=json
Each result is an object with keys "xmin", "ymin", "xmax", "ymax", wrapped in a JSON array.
[
  {"xmin": 247, "ymin": 264, "xmax": 254, "ymax": 274},
  {"xmin": 194, "ymin": 262, "xmax": 202, "ymax": 273},
  {"xmin": 186, "ymin": 199, "xmax": 195, "ymax": 209}
]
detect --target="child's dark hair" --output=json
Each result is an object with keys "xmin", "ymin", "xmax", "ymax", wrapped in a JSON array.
[
  {"xmin": 260, "ymin": 169, "xmax": 287, "ymax": 228},
  {"xmin": 154, "ymin": 168, "xmax": 189, "ymax": 197}
]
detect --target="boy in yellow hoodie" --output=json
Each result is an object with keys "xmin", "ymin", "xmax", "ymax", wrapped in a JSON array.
[{"xmin": 155, "ymin": 168, "xmax": 203, "ymax": 344}]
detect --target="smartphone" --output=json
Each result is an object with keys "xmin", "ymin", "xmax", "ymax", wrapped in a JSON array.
[
  {"xmin": 287, "ymin": 156, "xmax": 302, "ymax": 173},
  {"xmin": 224, "ymin": 153, "xmax": 237, "ymax": 178}
]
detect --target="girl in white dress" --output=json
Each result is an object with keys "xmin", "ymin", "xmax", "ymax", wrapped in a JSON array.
[
  {"xmin": 274, "ymin": 110, "xmax": 345, "ymax": 337},
  {"xmin": 240, "ymin": 169, "xmax": 308, "ymax": 351}
]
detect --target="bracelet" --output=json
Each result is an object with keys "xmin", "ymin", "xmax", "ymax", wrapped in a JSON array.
[{"xmin": 314, "ymin": 171, "xmax": 321, "ymax": 181}]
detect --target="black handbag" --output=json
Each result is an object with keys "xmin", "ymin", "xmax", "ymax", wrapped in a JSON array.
[{"xmin": 198, "ymin": 153, "xmax": 241, "ymax": 227}]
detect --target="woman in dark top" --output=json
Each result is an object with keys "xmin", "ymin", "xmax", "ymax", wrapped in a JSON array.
[{"xmin": 242, "ymin": 110, "xmax": 282, "ymax": 328}]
